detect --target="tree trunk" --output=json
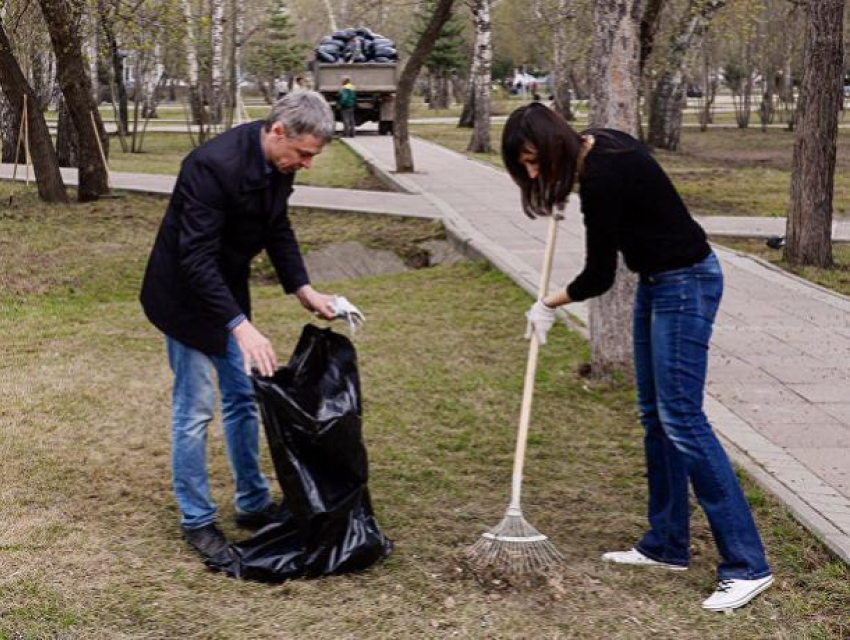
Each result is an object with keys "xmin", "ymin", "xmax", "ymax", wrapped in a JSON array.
[
  {"xmin": 393, "ymin": 0, "xmax": 456, "ymax": 172},
  {"xmin": 86, "ymin": 7, "xmax": 99, "ymax": 102},
  {"xmin": 0, "ymin": 21, "xmax": 67, "ymax": 202},
  {"xmin": 0, "ymin": 90, "xmax": 22, "ymax": 163},
  {"xmin": 588, "ymin": 0, "xmax": 643, "ymax": 383},
  {"xmin": 99, "ymin": 7, "xmax": 128, "ymax": 136},
  {"xmin": 647, "ymin": 0, "xmax": 727, "ymax": 150},
  {"xmin": 231, "ymin": 0, "xmax": 245, "ymax": 125},
  {"xmin": 467, "ymin": 0, "xmax": 492, "ymax": 153},
  {"xmin": 458, "ymin": 79, "xmax": 475, "ymax": 127},
  {"xmin": 551, "ymin": 0, "xmax": 574, "ymax": 121},
  {"xmin": 640, "ymin": 0, "xmax": 666, "ymax": 74},
  {"xmin": 56, "ymin": 97, "xmax": 79, "ymax": 167},
  {"xmin": 181, "ymin": 0, "xmax": 205, "ymax": 141},
  {"xmin": 210, "ymin": 0, "xmax": 225, "ymax": 126},
  {"xmin": 783, "ymin": 0, "xmax": 844, "ymax": 268},
  {"xmin": 39, "ymin": 0, "xmax": 109, "ymax": 201}
]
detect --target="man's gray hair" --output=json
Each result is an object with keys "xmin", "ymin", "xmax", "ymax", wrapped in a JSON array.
[{"xmin": 265, "ymin": 91, "xmax": 335, "ymax": 144}]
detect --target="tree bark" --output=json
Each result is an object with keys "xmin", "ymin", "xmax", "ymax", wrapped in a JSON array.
[
  {"xmin": 640, "ymin": 0, "xmax": 666, "ymax": 74},
  {"xmin": 467, "ymin": 0, "xmax": 492, "ymax": 153},
  {"xmin": 588, "ymin": 0, "xmax": 643, "ymax": 383},
  {"xmin": 551, "ymin": 0, "xmax": 575, "ymax": 121},
  {"xmin": 393, "ymin": 0, "xmax": 456, "ymax": 172},
  {"xmin": 0, "ymin": 21, "xmax": 67, "ymax": 202},
  {"xmin": 99, "ymin": 4, "xmax": 128, "ymax": 136},
  {"xmin": 646, "ymin": 0, "xmax": 727, "ymax": 151},
  {"xmin": 39, "ymin": 0, "xmax": 109, "ymax": 201},
  {"xmin": 458, "ymin": 79, "xmax": 475, "ymax": 127},
  {"xmin": 56, "ymin": 97, "xmax": 79, "ymax": 167},
  {"xmin": 0, "ymin": 89, "xmax": 22, "ymax": 163},
  {"xmin": 783, "ymin": 0, "xmax": 844, "ymax": 268},
  {"xmin": 181, "ymin": 0, "xmax": 206, "ymax": 142},
  {"xmin": 210, "ymin": 0, "xmax": 225, "ymax": 126}
]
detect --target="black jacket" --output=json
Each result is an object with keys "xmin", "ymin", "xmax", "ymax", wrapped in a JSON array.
[
  {"xmin": 140, "ymin": 121, "xmax": 309, "ymax": 356},
  {"xmin": 567, "ymin": 129, "xmax": 710, "ymax": 302}
]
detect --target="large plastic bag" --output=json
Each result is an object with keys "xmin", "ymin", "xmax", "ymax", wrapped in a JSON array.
[{"xmin": 209, "ymin": 325, "xmax": 393, "ymax": 582}]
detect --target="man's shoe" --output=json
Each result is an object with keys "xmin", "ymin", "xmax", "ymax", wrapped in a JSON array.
[
  {"xmin": 235, "ymin": 501, "xmax": 280, "ymax": 530},
  {"xmin": 181, "ymin": 523, "xmax": 229, "ymax": 559},
  {"xmin": 601, "ymin": 548, "xmax": 688, "ymax": 571},
  {"xmin": 702, "ymin": 575, "xmax": 774, "ymax": 612}
]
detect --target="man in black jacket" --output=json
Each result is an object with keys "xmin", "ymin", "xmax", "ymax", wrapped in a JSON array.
[{"xmin": 140, "ymin": 91, "xmax": 345, "ymax": 560}]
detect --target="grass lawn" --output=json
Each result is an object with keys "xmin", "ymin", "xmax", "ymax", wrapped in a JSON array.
[
  {"xmin": 409, "ymin": 124, "xmax": 850, "ymax": 219},
  {"xmin": 1, "ymin": 185, "xmax": 848, "ymax": 638},
  {"xmin": 100, "ymin": 133, "xmax": 386, "ymax": 191}
]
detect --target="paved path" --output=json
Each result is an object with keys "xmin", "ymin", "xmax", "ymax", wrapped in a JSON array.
[
  {"xmin": 3, "ymin": 143, "xmax": 849, "ymax": 562},
  {"xmin": 0, "ymin": 165, "xmax": 441, "ymax": 219},
  {"xmin": 344, "ymin": 135, "xmax": 850, "ymax": 564}
]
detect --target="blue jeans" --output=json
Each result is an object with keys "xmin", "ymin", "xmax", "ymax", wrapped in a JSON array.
[
  {"xmin": 166, "ymin": 335, "xmax": 271, "ymax": 529},
  {"xmin": 633, "ymin": 252, "xmax": 771, "ymax": 580}
]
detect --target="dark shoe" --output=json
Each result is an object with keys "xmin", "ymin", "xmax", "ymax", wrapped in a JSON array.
[
  {"xmin": 182, "ymin": 523, "xmax": 230, "ymax": 559},
  {"xmin": 235, "ymin": 502, "xmax": 280, "ymax": 530}
]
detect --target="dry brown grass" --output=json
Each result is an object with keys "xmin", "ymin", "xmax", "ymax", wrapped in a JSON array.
[{"xmin": 1, "ymin": 187, "xmax": 848, "ymax": 639}]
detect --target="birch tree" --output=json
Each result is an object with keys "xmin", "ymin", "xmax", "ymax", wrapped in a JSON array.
[
  {"xmin": 587, "ymin": 0, "xmax": 643, "ymax": 382},
  {"xmin": 783, "ymin": 0, "xmax": 845, "ymax": 268},
  {"xmin": 181, "ymin": 0, "xmax": 206, "ymax": 141},
  {"xmin": 467, "ymin": 0, "xmax": 492, "ymax": 152},
  {"xmin": 646, "ymin": 0, "xmax": 727, "ymax": 150},
  {"xmin": 210, "ymin": 0, "xmax": 225, "ymax": 126}
]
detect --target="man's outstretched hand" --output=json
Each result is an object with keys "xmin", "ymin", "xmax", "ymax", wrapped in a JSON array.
[
  {"xmin": 232, "ymin": 320, "xmax": 277, "ymax": 377},
  {"xmin": 296, "ymin": 284, "xmax": 336, "ymax": 319}
]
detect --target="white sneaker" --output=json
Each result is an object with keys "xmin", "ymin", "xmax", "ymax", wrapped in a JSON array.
[
  {"xmin": 701, "ymin": 575, "xmax": 774, "ymax": 612},
  {"xmin": 601, "ymin": 548, "xmax": 688, "ymax": 571}
]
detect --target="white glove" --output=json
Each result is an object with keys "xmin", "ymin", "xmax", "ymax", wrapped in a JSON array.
[
  {"xmin": 525, "ymin": 299, "xmax": 557, "ymax": 345},
  {"xmin": 331, "ymin": 295, "xmax": 366, "ymax": 334}
]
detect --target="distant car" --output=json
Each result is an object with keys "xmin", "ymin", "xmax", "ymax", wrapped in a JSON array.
[
  {"xmin": 686, "ymin": 86, "xmax": 704, "ymax": 98},
  {"xmin": 844, "ymin": 85, "xmax": 850, "ymax": 98}
]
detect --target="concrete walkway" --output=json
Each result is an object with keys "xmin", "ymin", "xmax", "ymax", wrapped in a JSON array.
[
  {"xmin": 2, "ymin": 142, "xmax": 849, "ymax": 563},
  {"xmin": 0, "ymin": 165, "xmax": 441, "ymax": 219},
  {"xmin": 343, "ymin": 135, "xmax": 850, "ymax": 565}
]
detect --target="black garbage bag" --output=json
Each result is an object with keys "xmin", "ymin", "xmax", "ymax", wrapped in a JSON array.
[
  {"xmin": 315, "ymin": 48, "xmax": 338, "ymax": 63},
  {"xmin": 209, "ymin": 325, "xmax": 393, "ymax": 582}
]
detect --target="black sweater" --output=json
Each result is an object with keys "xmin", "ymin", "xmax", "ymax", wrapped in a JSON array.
[{"xmin": 566, "ymin": 129, "xmax": 711, "ymax": 302}]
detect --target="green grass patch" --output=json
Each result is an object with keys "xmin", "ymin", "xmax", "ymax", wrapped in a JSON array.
[{"xmin": 1, "ymin": 192, "xmax": 848, "ymax": 637}]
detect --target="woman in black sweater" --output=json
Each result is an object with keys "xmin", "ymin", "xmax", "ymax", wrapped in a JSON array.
[{"xmin": 505, "ymin": 103, "xmax": 773, "ymax": 612}]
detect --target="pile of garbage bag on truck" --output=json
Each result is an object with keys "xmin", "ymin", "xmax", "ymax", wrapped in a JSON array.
[{"xmin": 315, "ymin": 27, "xmax": 398, "ymax": 64}]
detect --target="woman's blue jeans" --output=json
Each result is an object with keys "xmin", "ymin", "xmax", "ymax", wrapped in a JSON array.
[
  {"xmin": 166, "ymin": 335, "xmax": 271, "ymax": 529},
  {"xmin": 633, "ymin": 252, "xmax": 771, "ymax": 580}
]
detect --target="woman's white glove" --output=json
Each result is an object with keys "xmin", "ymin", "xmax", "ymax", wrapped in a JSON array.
[
  {"xmin": 331, "ymin": 295, "xmax": 366, "ymax": 334},
  {"xmin": 525, "ymin": 299, "xmax": 557, "ymax": 345}
]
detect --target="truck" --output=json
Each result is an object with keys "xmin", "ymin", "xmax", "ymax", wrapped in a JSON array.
[{"xmin": 312, "ymin": 62, "xmax": 398, "ymax": 135}]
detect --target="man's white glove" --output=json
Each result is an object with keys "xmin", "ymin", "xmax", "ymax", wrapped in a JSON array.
[
  {"xmin": 331, "ymin": 295, "xmax": 366, "ymax": 334},
  {"xmin": 525, "ymin": 299, "xmax": 557, "ymax": 345}
]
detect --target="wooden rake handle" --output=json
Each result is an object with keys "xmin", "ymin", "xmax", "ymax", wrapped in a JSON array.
[{"xmin": 508, "ymin": 214, "xmax": 559, "ymax": 513}]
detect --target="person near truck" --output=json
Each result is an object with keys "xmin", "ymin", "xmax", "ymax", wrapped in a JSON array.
[
  {"xmin": 339, "ymin": 77, "xmax": 357, "ymax": 138},
  {"xmin": 504, "ymin": 102, "xmax": 773, "ymax": 612},
  {"xmin": 140, "ymin": 91, "xmax": 363, "ymax": 561}
]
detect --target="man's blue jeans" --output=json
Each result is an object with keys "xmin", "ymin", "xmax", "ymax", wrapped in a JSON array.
[
  {"xmin": 633, "ymin": 252, "xmax": 771, "ymax": 580},
  {"xmin": 166, "ymin": 335, "xmax": 271, "ymax": 529}
]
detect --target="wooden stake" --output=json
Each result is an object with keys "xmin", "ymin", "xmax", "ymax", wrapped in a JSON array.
[
  {"xmin": 8, "ymin": 98, "xmax": 26, "ymax": 205},
  {"xmin": 23, "ymin": 94, "xmax": 30, "ymax": 185},
  {"xmin": 90, "ymin": 110, "xmax": 112, "ymax": 191}
]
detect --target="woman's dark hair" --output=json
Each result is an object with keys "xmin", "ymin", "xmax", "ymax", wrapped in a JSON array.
[{"xmin": 502, "ymin": 102, "xmax": 582, "ymax": 218}]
